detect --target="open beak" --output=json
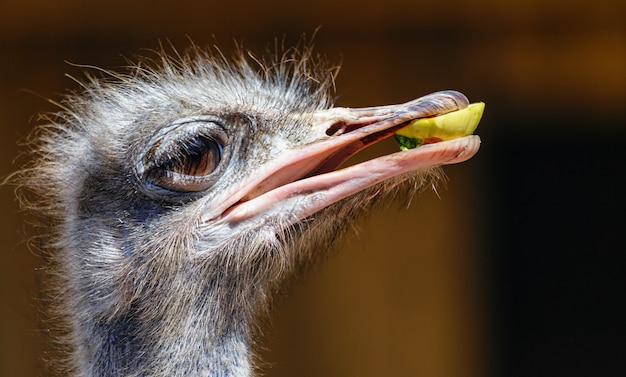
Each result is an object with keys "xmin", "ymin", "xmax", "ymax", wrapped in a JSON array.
[{"xmin": 212, "ymin": 90, "xmax": 481, "ymax": 228}]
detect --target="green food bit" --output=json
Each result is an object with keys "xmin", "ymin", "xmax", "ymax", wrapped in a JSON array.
[
  {"xmin": 394, "ymin": 134, "xmax": 422, "ymax": 150},
  {"xmin": 395, "ymin": 102, "xmax": 485, "ymax": 150}
]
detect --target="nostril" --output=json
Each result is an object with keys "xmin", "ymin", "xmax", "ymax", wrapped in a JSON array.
[
  {"xmin": 325, "ymin": 120, "xmax": 380, "ymax": 137},
  {"xmin": 325, "ymin": 121, "xmax": 346, "ymax": 136}
]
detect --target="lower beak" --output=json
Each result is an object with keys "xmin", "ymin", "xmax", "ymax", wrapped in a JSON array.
[{"xmin": 214, "ymin": 90, "xmax": 481, "ymax": 227}]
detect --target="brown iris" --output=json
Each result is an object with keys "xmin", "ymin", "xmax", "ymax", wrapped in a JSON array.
[
  {"xmin": 168, "ymin": 136, "xmax": 222, "ymax": 177},
  {"xmin": 148, "ymin": 134, "xmax": 224, "ymax": 193}
]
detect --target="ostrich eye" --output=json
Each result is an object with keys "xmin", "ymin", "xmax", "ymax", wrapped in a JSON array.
[
  {"xmin": 140, "ymin": 117, "xmax": 229, "ymax": 195},
  {"xmin": 149, "ymin": 135, "xmax": 224, "ymax": 193},
  {"xmin": 167, "ymin": 136, "xmax": 222, "ymax": 177}
]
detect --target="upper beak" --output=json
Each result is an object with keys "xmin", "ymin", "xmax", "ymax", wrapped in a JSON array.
[{"xmin": 210, "ymin": 90, "xmax": 481, "ymax": 228}]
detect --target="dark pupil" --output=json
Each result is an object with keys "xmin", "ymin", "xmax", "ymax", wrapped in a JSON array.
[{"xmin": 171, "ymin": 136, "xmax": 222, "ymax": 177}]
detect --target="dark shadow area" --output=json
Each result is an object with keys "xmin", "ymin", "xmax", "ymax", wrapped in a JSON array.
[{"xmin": 486, "ymin": 131, "xmax": 626, "ymax": 377}]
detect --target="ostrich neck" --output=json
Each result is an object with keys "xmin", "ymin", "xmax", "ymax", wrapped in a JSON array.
[
  {"xmin": 80, "ymin": 312, "xmax": 253, "ymax": 377},
  {"xmin": 66, "ymin": 246, "xmax": 263, "ymax": 377}
]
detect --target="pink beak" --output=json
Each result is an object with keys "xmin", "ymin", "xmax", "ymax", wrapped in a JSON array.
[{"xmin": 209, "ymin": 90, "xmax": 481, "ymax": 228}]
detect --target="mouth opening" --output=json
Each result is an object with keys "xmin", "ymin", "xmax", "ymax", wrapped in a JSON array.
[{"xmin": 304, "ymin": 120, "xmax": 412, "ymax": 179}]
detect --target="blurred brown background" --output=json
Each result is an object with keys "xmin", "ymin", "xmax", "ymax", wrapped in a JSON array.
[{"xmin": 1, "ymin": 1, "xmax": 625, "ymax": 376}]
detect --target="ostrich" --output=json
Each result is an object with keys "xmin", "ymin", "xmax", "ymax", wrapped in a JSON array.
[{"xmin": 14, "ymin": 42, "xmax": 480, "ymax": 376}]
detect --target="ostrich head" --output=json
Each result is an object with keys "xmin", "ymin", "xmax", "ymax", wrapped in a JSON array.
[{"xmin": 16, "ymin": 42, "xmax": 480, "ymax": 376}]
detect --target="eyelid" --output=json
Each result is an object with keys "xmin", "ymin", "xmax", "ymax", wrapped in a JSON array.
[{"xmin": 153, "ymin": 115, "xmax": 228, "ymax": 137}]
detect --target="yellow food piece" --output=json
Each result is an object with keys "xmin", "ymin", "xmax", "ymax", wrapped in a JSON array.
[{"xmin": 395, "ymin": 102, "xmax": 485, "ymax": 149}]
